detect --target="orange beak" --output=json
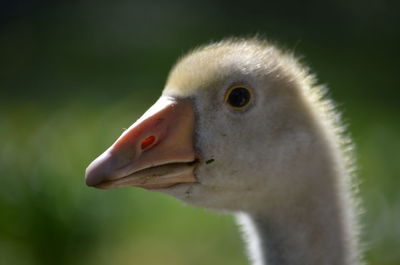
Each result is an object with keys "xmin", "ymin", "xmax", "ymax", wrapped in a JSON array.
[{"xmin": 85, "ymin": 96, "xmax": 198, "ymax": 190}]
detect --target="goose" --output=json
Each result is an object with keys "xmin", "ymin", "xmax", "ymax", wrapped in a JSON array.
[{"xmin": 85, "ymin": 38, "xmax": 362, "ymax": 265}]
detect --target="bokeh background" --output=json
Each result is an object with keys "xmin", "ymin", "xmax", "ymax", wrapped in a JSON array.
[{"xmin": 1, "ymin": 0, "xmax": 399, "ymax": 264}]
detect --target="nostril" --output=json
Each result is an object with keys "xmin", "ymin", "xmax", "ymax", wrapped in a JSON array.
[{"xmin": 141, "ymin": 135, "xmax": 156, "ymax": 150}]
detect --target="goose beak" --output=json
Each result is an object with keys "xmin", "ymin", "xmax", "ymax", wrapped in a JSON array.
[{"xmin": 85, "ymin": 96, "xmax": 197, "ymax": 190}]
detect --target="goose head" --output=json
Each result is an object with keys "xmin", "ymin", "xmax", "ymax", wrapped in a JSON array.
[{"xmin": 85, "ymin": 39, "xmax": 325, "ymax": 213}]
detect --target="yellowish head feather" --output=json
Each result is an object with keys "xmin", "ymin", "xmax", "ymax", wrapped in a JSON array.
[{"xmin": 164, "ymin": 38, "xmax": 313, "ymax": 98}]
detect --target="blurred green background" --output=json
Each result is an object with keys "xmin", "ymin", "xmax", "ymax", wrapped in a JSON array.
[{"xmin": 1, "ymin": 0, "xmax": 399, "ymax": 264}]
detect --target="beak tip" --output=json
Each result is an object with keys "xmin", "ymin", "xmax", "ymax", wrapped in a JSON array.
[
  {"xmin": 84, "ymin": 152, "xmax": 114, "ymax": 187},
  {"xmin": 85, "ymin": 166, "xmax": 101, "ymax": 187}
]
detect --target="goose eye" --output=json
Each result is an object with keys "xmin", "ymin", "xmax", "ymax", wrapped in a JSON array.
[{"xmin": 224, "ymin": 86, "xmax": 252, "ymax": 110}]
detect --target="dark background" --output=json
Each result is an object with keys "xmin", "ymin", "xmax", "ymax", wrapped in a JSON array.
[{"xmin": 1, "ymin": 1, "xmax": 399, "ymax": 264}]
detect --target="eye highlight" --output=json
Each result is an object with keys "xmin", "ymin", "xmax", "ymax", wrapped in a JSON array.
[{"xmin": 224, "ymin": 85, "xmax": 253, "ymax": 110}]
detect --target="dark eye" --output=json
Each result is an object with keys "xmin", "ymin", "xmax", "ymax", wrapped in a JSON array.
[{"xmin": 224, "ymin": 86, "xmax": 253, "ymax": 110}]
